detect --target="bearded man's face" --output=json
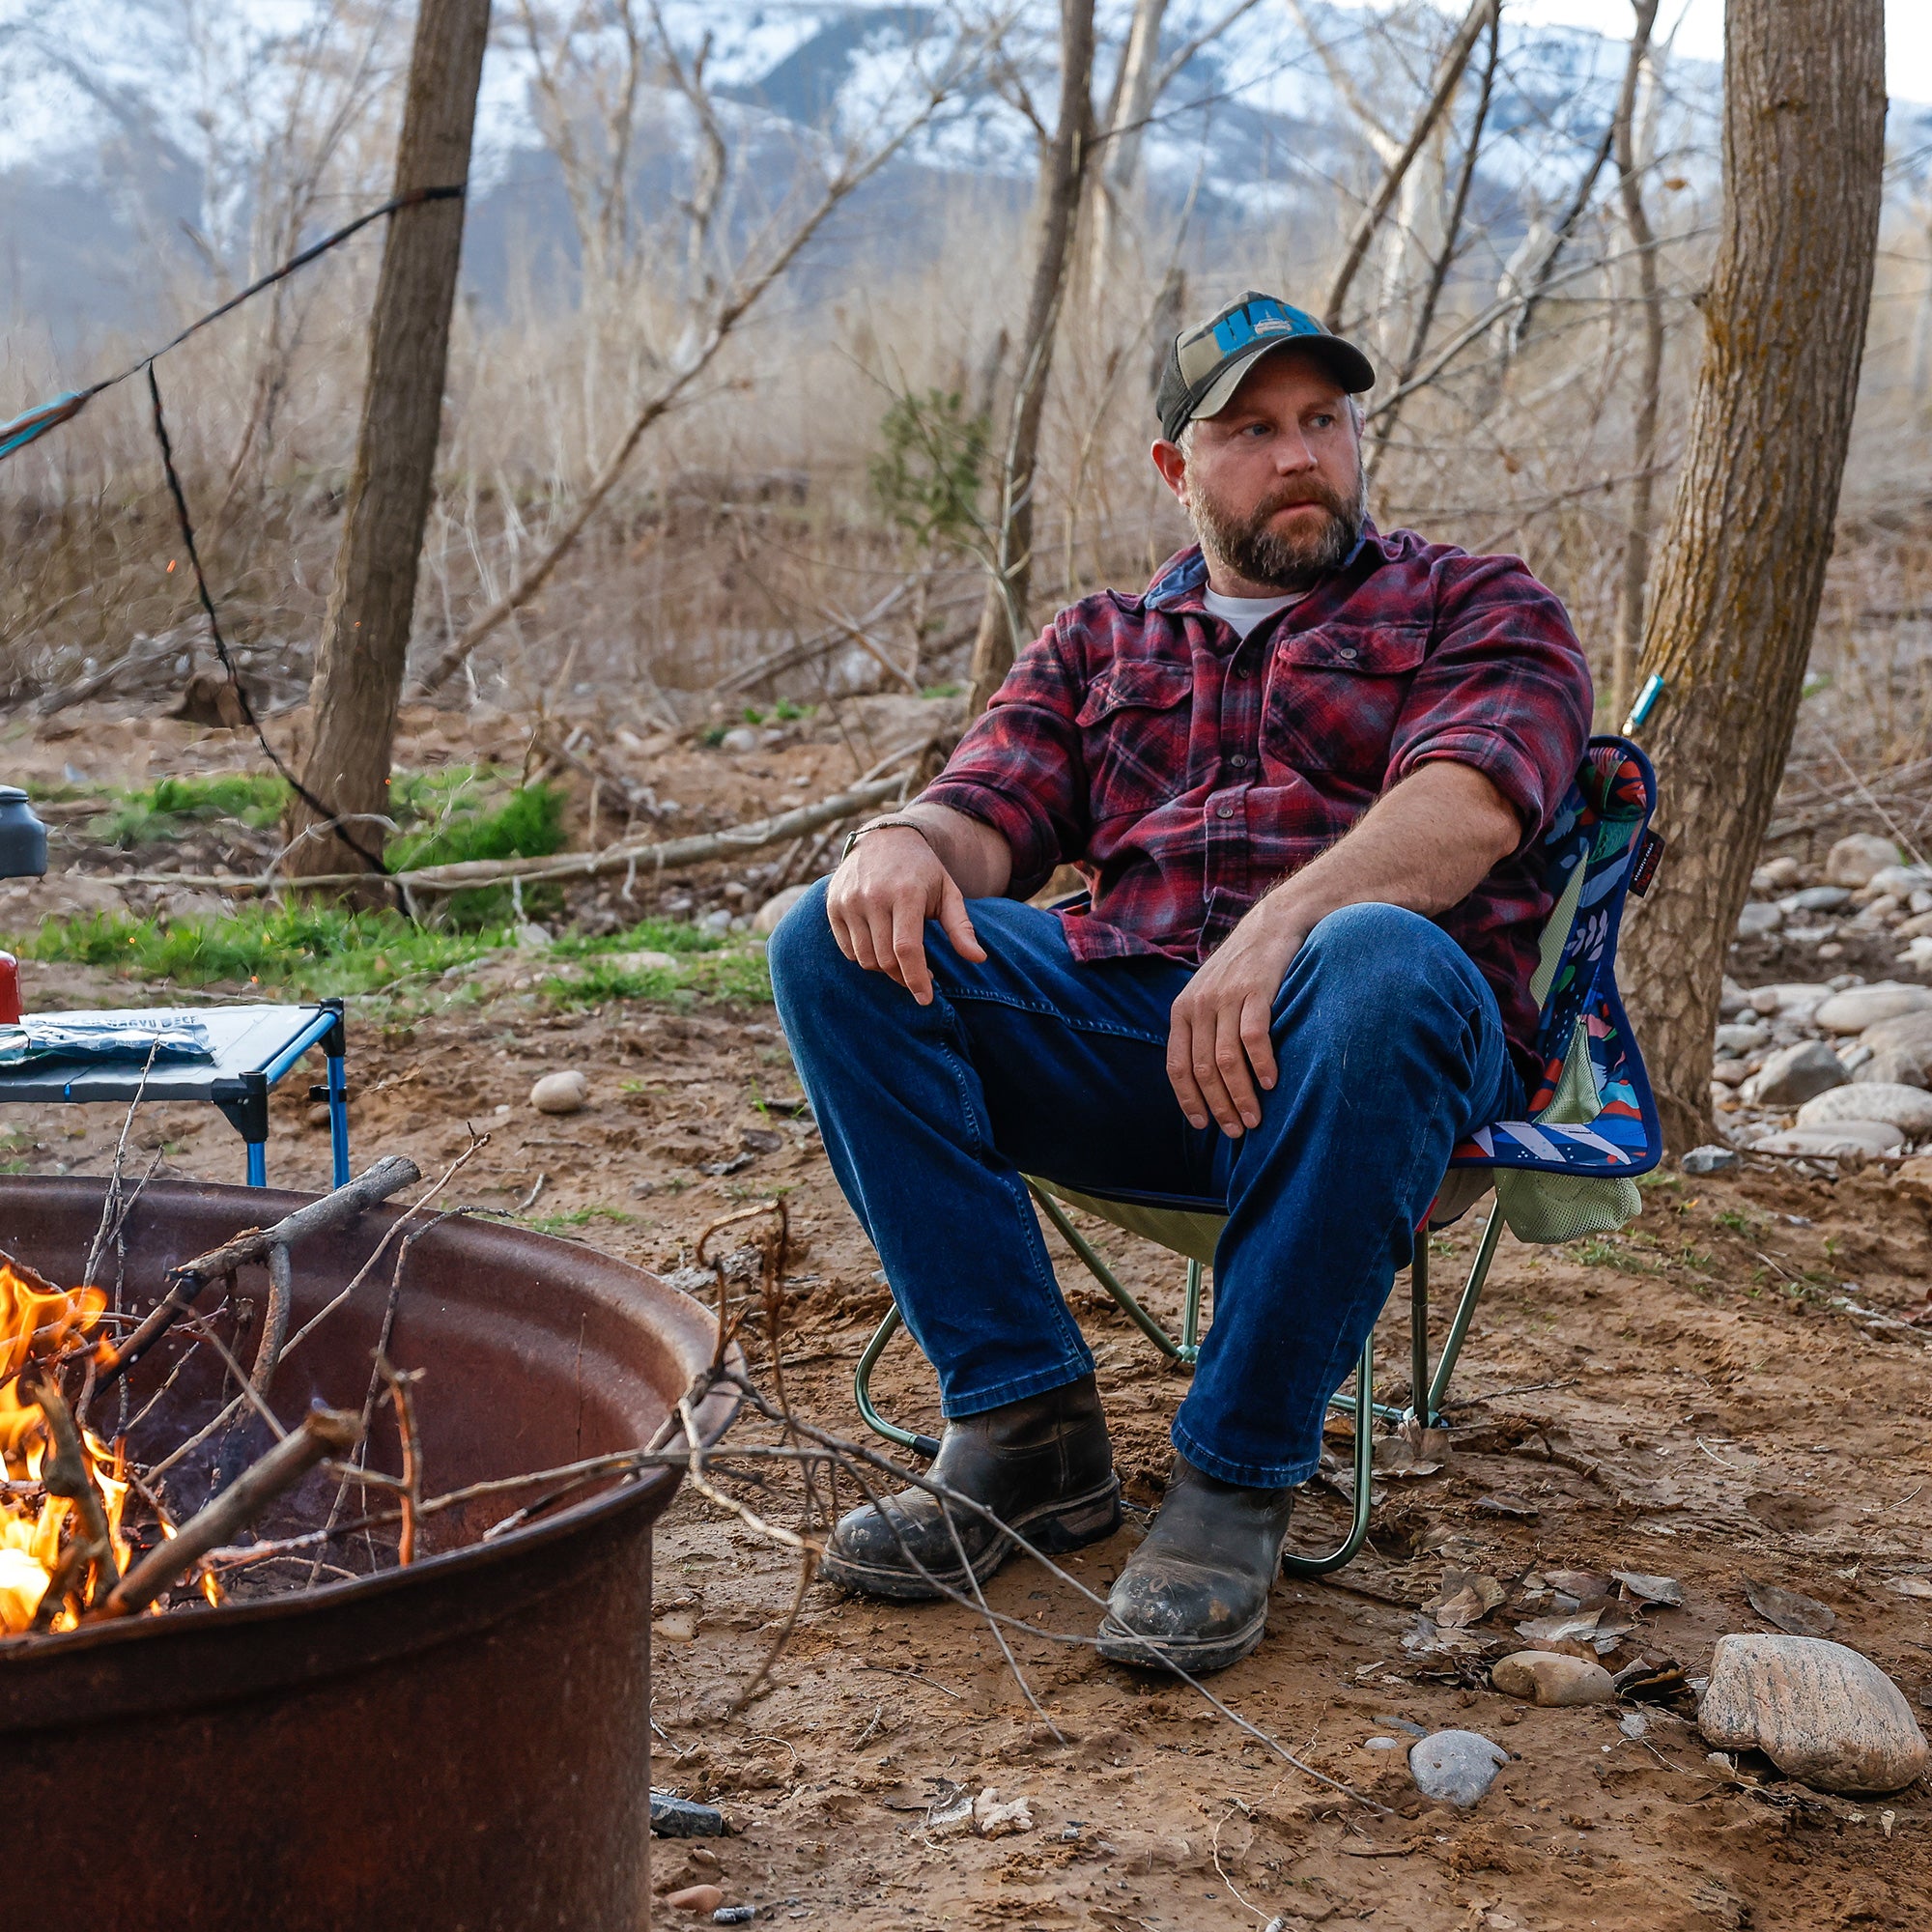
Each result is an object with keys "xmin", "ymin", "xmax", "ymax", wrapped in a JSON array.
[
  {"xmin": 1184, "ymin": 453, "xmax": 1367, "ymax": 593},
  {"xmin": 1157, "ymin": 349, "xmax": 1369, "ymax": 595}
]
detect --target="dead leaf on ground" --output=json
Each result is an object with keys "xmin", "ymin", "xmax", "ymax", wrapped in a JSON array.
[
  {"xmin": 1424, "ymin": 1567, "xmax": 1506, "ymax": 1628},
  {"xmin": 1612, "ymin": 1568, "xmax": 1685, "ymax": 1606},
  {"xmin": 1543, "ymin": 1568, "xmax": 1613, "ymax": 1602},
  {"xmin": 1516, "ymin": 1608, "xmax": 1602, "ymax": 1646},
  {"xmin": 1474, "ymin": 1492, "xmax": 1539, "ymax": 1519},
  {"xmin": 1744, "ymin": 1578, "xmax": 1836, "ymax": 1636},
  {"xmin": 1889, "ymin": 1576, "xmax": 1932, "ymax": 1599}
]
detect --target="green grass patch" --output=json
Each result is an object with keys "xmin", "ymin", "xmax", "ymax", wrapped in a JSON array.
[
  {"xmin": 93, "ymin": 773, "xmax": 290, "ymax": 847},
  {"xmin": 544, "ymin": 947, "xmax": 772, "ymax": 1010},
  {"xmin": 387, "ymin": 781, "xmax": 567, "ymax": 927},
  {"xmin": 1571, "ymin": 1236, "xmax": 1661, "ymax": 1276},
  {"xmin": 14, "ymin": 904, "xmax": 501, "ymax": 999},
  {"xmin": 523, "ymin": 1206, "xmax": 636, "ymax": 1236}
]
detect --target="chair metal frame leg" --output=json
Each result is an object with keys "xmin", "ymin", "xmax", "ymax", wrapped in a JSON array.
[{"xmin": 847, "ymin": 1195, "xmax": 1510, "ymax": 1577}]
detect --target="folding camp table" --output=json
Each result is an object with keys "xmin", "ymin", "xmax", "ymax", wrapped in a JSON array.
[{"xmin": 0, "ymin": 1000, "xmax": 350, "ymax": 1188}]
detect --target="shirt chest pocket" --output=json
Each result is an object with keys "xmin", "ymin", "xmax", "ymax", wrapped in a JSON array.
[
  {"xmin": 1264, "ymin": 625, "xmax": 1427, "ymax": 783},
  {"xmin": 1075, "ymin": 660, "xmax": 1195, "ymax": 821}
]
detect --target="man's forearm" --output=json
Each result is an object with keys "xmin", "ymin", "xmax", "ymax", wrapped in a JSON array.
[
  {"xmin": 1259, "ymin": 761, "xmax": 1520, "ymax": 936},
  {"xmin": 873, "ymin": 801, "xmax": 1014, "ymax": 899}
]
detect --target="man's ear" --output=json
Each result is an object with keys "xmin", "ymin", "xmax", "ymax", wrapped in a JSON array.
[{"xmin": 1151, "ymin": 438, "xmax": 1189, "ymax": 504}]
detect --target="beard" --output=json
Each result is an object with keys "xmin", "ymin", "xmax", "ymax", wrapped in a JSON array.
[{"xmin": 1186, "ymin": 458, "xmax": 1368, "ymax": 593}]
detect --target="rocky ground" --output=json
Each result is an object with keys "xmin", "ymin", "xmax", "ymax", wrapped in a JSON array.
[{"xmin": 4, "ymin": 703, "xmax": 1932, "ymax": 1928}]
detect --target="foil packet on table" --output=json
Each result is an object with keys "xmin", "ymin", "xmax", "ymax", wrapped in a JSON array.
[{"xmin": 0, "ymin": 1015, "xmax": 214, "ymax": 1067}]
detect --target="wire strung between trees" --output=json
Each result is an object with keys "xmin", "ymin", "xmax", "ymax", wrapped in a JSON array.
[
  {"xmin": 144, "ymin": 366, "xmax": 399, "ymax": 896},
  {"xmin": 0, "ymin": 185, "xmax": 467, "ymax": 898}
]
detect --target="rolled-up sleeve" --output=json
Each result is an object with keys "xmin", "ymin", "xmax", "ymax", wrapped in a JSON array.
[
  {"xmin": 921, "ymin": 619, "xmax": 1091, "ymax": 897},
  {"xmin": 1385, "ymin": 552, "xmax": 1593, "ymax": 849}
]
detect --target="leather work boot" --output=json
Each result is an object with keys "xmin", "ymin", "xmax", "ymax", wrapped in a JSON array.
[
  {"xmin": 819, "ymin": 1376, "xmax": 1120, "ymax": 1600},
  {"xmin": 1094, "ymin": 1457, "xmax": 1294, "ymax": 1673}
]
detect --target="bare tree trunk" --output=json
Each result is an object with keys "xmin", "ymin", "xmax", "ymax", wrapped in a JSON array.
[
  {"xmin": 1622, "ymin": 0, "xmax": 1885, "ymax": 1151},
  {"xmin": 1610, "ymin": 0, "xmax": 1663, "ymax": 724},
  {"xmin": 1318, "ymin": 0, "xmax": 1490, "ymax": 335},
  {"xmin": 1087, "ymin": 0, "xmax": 1167, "ymax": 284},
  {"xmin": 965, "ymin": 0, "xmax": 1096, "ymax": 720},
  {"xmin": 1364, "ymin": 2, "xmax": 1497, "ymax": 483},
  {"xmin": 287, "ymin": 0, "xmax": 491, "ymax": 887}
]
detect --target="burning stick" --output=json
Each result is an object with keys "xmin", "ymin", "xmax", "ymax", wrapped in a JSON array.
[
  {"xmin": 98, "ymin": 1156, "xmax": 421, "ymax": 1395},
  {"xmin": 18, "ymin": 1364, "xmax": 120, "ymax": 1623},
  {"xmin": 92, "ymin": 1405, "xmax": 361, "ymax": 1622}
]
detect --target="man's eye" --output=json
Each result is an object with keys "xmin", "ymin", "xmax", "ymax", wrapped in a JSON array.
[{"xmin": 1311, "ymin": 413, "xmax": 1336, "ymax": 429}]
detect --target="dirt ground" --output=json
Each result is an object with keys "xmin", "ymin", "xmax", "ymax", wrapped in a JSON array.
[{"xmin": 7, "ymin": 705, "xmax": 1932, "ymax": 1928}]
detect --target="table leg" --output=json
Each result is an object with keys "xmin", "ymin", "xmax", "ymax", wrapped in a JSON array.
[
  {"xmin": 327, "ymin": 1051, "xmax": 350, "ymax": 1188},
  {"xmin": 246, "ymin": 1140, "xmax": 268, "ymax": 1188}
]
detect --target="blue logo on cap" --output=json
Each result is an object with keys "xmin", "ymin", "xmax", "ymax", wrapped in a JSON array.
[{"xmin": 1210, "ymin": 298, "xmax": 1320, "ymax": 355}]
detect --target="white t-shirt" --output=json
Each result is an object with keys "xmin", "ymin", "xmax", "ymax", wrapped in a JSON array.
[{"xmin": 1202, "ymin": 587, "xmax": 1303, "ymax": 640}]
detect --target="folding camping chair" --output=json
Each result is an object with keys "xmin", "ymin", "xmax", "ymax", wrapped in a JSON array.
[{"xmin": 854, "ymin": 736, "xmax": 1665, "ymax": 1577}]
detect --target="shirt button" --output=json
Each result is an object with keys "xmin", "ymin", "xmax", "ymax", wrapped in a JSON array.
[
  {"xmin": 1337, "ymin": 645, "xmax": 1358, "ymax": 661},
  {"xmin": 1216, "ymin": 803, "xmax": 1235, "ymax": 819},
  {"xmin": 1229, "ymin": 753, "xmax": 1249, "ymax": 768}
]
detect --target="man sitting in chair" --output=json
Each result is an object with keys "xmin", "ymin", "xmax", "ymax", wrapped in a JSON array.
[{"xmin": 769, "ymin": 290, "xmax": 1593, "ymax": 1673}]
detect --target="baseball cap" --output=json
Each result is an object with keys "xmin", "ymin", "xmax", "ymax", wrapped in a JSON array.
[{"xmin": 1156, "ymin": 291, "xmax": 1376, "ymax": 444}]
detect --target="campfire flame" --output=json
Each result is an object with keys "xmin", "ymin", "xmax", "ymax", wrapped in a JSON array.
[{"xmin": 0, "ymin": 1260, "xmax": 130, "ymax": 1634}]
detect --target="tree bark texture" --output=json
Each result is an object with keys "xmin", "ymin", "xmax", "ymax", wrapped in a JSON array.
[
  {"xmin": 1621, "ymin": 0, "xmax": 1885, "ymax": 1151},
  {"xmin": 289, "ymin": 0, "xmax": 491, "ymax": 885},
  {"xmin": 1610, "ymin": 0, "xmax": 1662, "ymax": 723},
  {"xmin": 966, "ymin": 0, "xmax": 1096, "ymax": 720}
]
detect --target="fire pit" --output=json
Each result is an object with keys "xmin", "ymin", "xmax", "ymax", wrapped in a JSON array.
[{"xmin": 0, "ymin": 1174, "xmax": 732, "ymax": 1932}]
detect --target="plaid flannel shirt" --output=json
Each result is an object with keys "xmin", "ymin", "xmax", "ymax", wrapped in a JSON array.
[{"xmin": 922, "ymin": 526, "xmax": 1594, "ymax": 1068}]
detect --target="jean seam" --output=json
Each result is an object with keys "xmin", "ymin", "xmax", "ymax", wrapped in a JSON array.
[
  {"xmin": 931, "ymin": 992, "xmax": 1094, "ymax": 1404},
  {"xmin": 932, "ymin": 980, "xmax": 1169, "ymax": 1047}
]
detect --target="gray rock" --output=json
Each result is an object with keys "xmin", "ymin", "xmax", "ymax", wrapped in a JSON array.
[
  {"xmin": 1752, "ymin": 1122, "xmax": 1904, "ymax": 1158},
  {"xmin": 1698, "ymin": 1634, "xmax": 1929, "ymax": 1794},
  {"xmin": 1815, "ymin": 984, "xmax": 1932, "ymax": 1035},
  {"xmin": 719, "ymin": 725, "xmax": 760, "ymax": 753},
  {"xmin": 1753, "ymin": 857, "xmax": 1803, "ymax": 893},
  {"xmin": 1826, "ymin": 833, "xmax": 1901, "ymax": 888},
  {"xmin": 649, "ymin": 1790, "xmax": 726, "ymax": 1836},
  {"xmin": 1896, "ymin": 911, "xmax": 1932, "ymax": 941},
  {"xmin": 1715, "ymin": 1022, "xmax": 1770, "ymax": 1055},
  {"xmin": 1682, "ymin": 1144, "xmax": 1742, "ymax": 1176},
  {"xmin": 713, "ymin": 1909, "xmax": 756, "ymax": 1925},
  {"xmin": 1736, "ymin": 901, "xmax": 1783, "ymax": 938},
  {"xmin": 513, "ymin": 922, "xmax": 554, "ymax": 951},
  {"xmin": 698, "ymin": 908, "xmax": 734, "ymax": 936},
  {"xmin": 1856, "ymin": 1009, "xmax": 1932, "ymax": 1086},
  {"xmin": 1710, "ymin": 1059, "xmax": 1750, "ymax": 1088},
  {"xmin": 1408, "ymin": 1729, "xmax": 1509, "ymax": 1807},
  {"xmin": 1742, "ymin": 1039, "xmax": 1848, "ymax": 1107},
  {"xmin": 1863, "ymin": 865, "xmax": 1932, "ymax": 899},
  {"xmin": 1860, "ymin": 1048, "xmax": 1932, "ymax": 1089},
  {"xmin": 1747, "ymin": 981, "xmax": 1834, "ymax": 1021},
  {"xmin": 752, "ymin": 882, "xmax": 811, "ymax": 936},
  {"xmin": 1785, "ymin": 885, "xmax": 1852, "ymax": 914},
  {"xmin": 1797, "ymin": 1081, "xmax": 1932, "ymax": 1135}
]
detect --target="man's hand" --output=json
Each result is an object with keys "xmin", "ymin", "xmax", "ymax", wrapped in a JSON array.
[
  {"xmin": 1165, "ymin": 760, "xmax": 1521, "ymax": 1137},
  {"xmin": 827, "ymin": 826, "xmax": 987, "ymax": 1005},
  {"xmin": 1166, "ymin": 899, "xmax": 1310, "ymax": 1135}
]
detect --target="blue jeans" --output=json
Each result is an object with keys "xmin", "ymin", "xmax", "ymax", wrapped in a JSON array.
[{"xmin": 768, "ymin": 884, "xmax": 1521, "ymax": 1487}]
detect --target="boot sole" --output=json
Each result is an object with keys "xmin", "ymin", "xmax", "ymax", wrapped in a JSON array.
[
  {"xmin": 1093, "ymin": 1605, "xmax": 1268, "ymax": 1676},
  {"xmin": 817, "ymin": 1476, "xmax": 1122, "ymax": 1603}
]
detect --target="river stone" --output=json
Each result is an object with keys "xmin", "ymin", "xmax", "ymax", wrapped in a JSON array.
[
  {"xmin": 1754, "ymin": 857, "xmax": 1803, "ymax": 892},
  {"xmin": 1491, "ymin": 1651, "xmax": 1616, "ymax": 1707},
  {"xmin": 1698, "ymin": 1634, "xmax": 1929, "ymax": 1794},
  {"xmin": 531, "ymin": 1069, "xmax": 589, "ymax": 1115},
  {"xmin": 1742, "ymin": 1039, "xmax": 1847, "ymax": 1107},
  {"xmin": 1827, "ymin": 834, "xmax": 1901, "ymax": 888},
  {"xmin": 1864, "ymin": 865, "xmax": 1932, "ymax": 899},
  {"xmin": 1407, "ymin": 1729, "xmax": 1509, "ymax": 1808},
  {"xmin": 1855, "ymin": 1009, "xmax": 1932, "ymax": 1087},
  {"xmin": 1752, "ymin": 1122, "xmax": 1905, "ymax": 1157},
  {"xmin": 1798, "ymin": 1082, "xmax": 1932, "ymax": 1136},
  {"xmin": 1747, "ymin": 982, "xmax": 1834, "ymax": 1021},
  {"xmin": 1736, "ymin": 902, "xmax": 1783, "ymax": 938},
  {"xmin": 752, "ymin": 882, "xmax": 811, "ymax": 936},
  {"xmin": 1786, "ymin": 885, "xmax": 1852, "ymax": 914},
  {"xmin": 1815, "ymin": 984, "xmax": 1932, "ymax": 1035},
  {"xmin": 1682, "ymin": 1144, "xmax": 1743, "ymax": 1176}
]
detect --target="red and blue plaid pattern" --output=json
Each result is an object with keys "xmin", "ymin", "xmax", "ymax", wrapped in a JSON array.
[{"xmin": 923, "ymin": 527, "xmax": 1595, "ymax": 1066}]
